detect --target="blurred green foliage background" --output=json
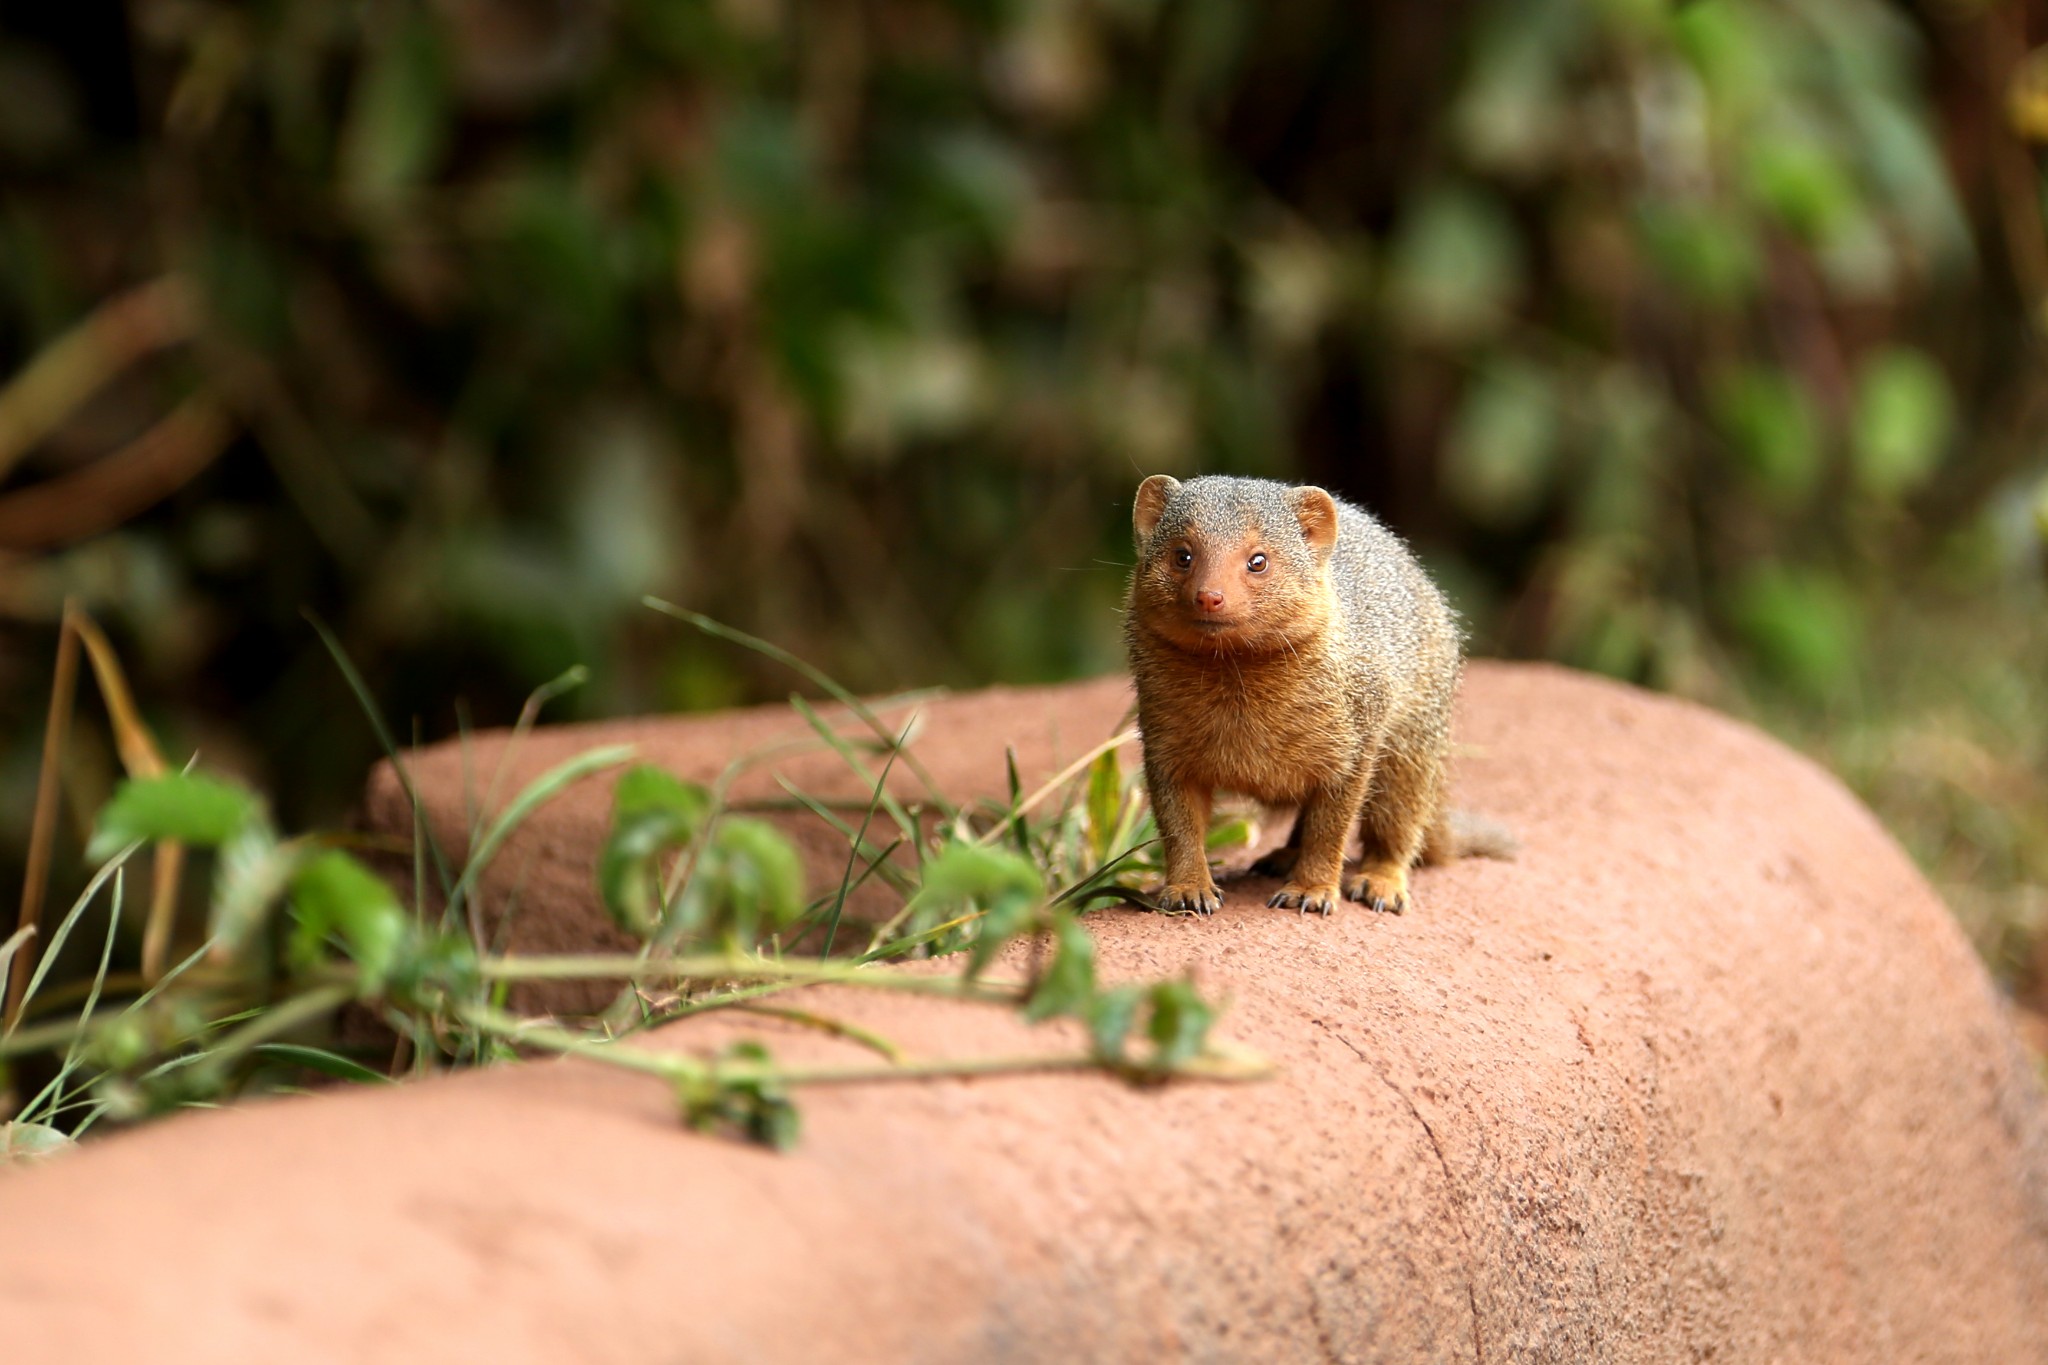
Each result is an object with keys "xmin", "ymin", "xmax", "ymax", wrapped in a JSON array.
[{"xmin": 1, "ymin": 0, "xmax": 2045, "ymax": 1013}]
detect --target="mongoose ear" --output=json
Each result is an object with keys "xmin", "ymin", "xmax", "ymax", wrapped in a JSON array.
[
  {"xmin": 1133, "ymin": 475, "xmax": 1180, "ymax": 544},
  {"xmin": 1291, "ymin": 486, "xmax": 1339, "ymax": 555}
]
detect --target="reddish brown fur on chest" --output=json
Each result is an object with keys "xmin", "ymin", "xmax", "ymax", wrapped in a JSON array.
[{"xmin": 1131, "ymin": 635, "xmax": 1362, "ymax": 803}]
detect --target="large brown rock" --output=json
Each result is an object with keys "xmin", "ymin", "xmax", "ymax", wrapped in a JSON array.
[{"xmin": 3, "ymin": 663, "xmax": 2045, "ymax": 1362}]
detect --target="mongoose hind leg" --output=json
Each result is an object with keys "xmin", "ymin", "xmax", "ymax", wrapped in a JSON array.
[
  {"xmin": 1345, "ymin": 746, "xmax": 1443, "ymax": 915},
  {"xmin": 1248, "ymin": 811, "xmax": 1302, "ymax": 879},
  {"xmin": 1269, "ymin": 772, "xmax": 1371, "ymax": 916}
]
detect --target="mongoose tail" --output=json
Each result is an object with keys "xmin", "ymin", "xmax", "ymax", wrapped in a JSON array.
[
  {"xmin": 1422, "ymin": 808, "xmax": 1520, "ymax": 865},
  {"xmin": 1251, "ymin": 803, "xmax": 1519, "ymax": 899}
]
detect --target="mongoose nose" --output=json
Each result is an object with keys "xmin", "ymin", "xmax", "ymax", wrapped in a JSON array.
[{"xmin": 1195, "ymin": 589, "xmax": 1226, "ymax": 613}]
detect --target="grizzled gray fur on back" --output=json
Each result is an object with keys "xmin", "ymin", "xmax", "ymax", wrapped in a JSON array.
[{"xmin": 1143, "ymin": 474, "xmax": 1461, "ymax": 688}]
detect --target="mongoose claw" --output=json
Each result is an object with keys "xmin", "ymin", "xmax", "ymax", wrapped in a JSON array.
[
  {"xmin": 1344, "ymin": 870, "xmax": 1408, "ymax": 915},
  {"xmin": 1268, "ymin": 884, "xmax": 1340, "ymax": 916},
  {"xmin": 1157, "ymin": 883, "xmax": 1222, "ymax": 917}
]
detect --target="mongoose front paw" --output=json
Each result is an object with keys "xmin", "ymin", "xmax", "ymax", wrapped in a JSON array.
[
  {"xmin": 1157, "ymin": 880, "xmax": 1222, "ymax": 916},
  {"xmin": 1344, "ymin": 866, "xmax": 1408, "ymax": 914},
  {"xmin": 1248, "ymin": 846, "xmax": 1299, "ymax": 879},
  {"xmin": 1267, "ymin": 882, "xmax": 1341, "ymax": 916}
]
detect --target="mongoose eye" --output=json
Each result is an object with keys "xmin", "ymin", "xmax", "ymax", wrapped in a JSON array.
[
  {"xmin": 1173, "ymin": 546, "xmax": 1193, "ymax": 570},
  {"xmin": 1247, "ymin": 552, "xmax": 1268, "ymax": 573}
]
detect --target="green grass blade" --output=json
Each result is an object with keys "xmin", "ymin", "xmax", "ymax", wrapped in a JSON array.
[
  {"xmin": 250, "ymin": 1042, "xmax": 393, "ymax": 1085},
  {"xmin": 1050, "ymin": 838, "xmax": 1158, "ymax": 906},
  {"xmin": 304, "ymin": 610, "xmax": 454, "ymax": 900},
  {"xmin": 0, "ymin": 926, "xmax": 35, "ymax": 1018},
  {"xmin": 16, "ymin": 866, "xmax": 127, "ymax": 1123},
  {"xmin": 787, "ymin": 693, "xmax": 921, "ymax": 852},
  {"xmin": 643, "ymin": 598, "xmax": 954, "ymax": 817},
  {"xmin": 778, "ymin": 834, "xmax": 908, "ymax": 951},
  {"xmin": 2, "ymin": 844, "xmax": 136, "ymax": 1042},
  {"xmin": 1004, "ymin": 747, "xmax": 1033, "ymax": 859},
  {"xmin": 455, "ymin": 699, "xmax": 479, "ymax": 871},
  {"xmin": 1084, "ymin": 747, "xmax": 1121, "ymax": 867},
  {"xmin": 481, "ymin": 664, "xmax": 590, "ymax": 829},
  {"xmin": 975, "ymin": 729, "xmax": 1137, "ymax": 850},
  {"xmin": 27, "ymin": 932, "xmax": 221, "ymax": 1141},
  {"xmin": 855, "ymin": 906, "xmax": 988, "ymax": 964},
  {"xmin": 774, "ymin": 778, "xmax": 917, "ymax": 898},
  {"xmin": 820, "ymin": 715, "xmax": 913, "ymax": 959},
  {"xmin": 447, "ymin": 744, "xmax": 636, "ymax": 923},
  {"xmin": 835, "ymin": 836, "xmax": 904, "ymax": 915}
]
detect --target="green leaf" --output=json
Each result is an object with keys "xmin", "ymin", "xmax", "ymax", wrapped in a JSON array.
[
  {"xmin": 290, "ymin": 850, "xmax": 411, "ymax": 995},
  {"xmin": 1451, "ymin": 7, "xmax": 1579, "ymax": 176},
  {"xmin": 88, "ymin": 773, "xmax": 262, "ymax": 861},
  {"xmin": 1745, "ymin": 133, "xmax": 1861, "ymax": 242},
  {"xmin": 715, "ymin": 103, "xmax": 814, "ymax": 217},
  {"xmin": 1144, "ymin": 978, "xmax": 1214, "ymax": 1070},
  {"xmin": 1848, "ymin": 93, "xmax": 1972, "ymax": 270},
  {"xmin": 1851, "ymin": 347, "xmax": 1952, "ymax": 500},
  {"xmin": 1244, "ymin": 228, "xmax": 1350, "ymax": 349},
  {"xmin": 198, "ymin": 225, "xmax": 290, "ymax": 348},
  {"xmin": 339, "ymin": 13, "xmax": 448, "ymax": 213},
  {"xmin": 923, "ymin": 129, "xmax": 1031, "ymax": 247},
  {"xmin": 598, "ymin": 765, "xmax": 715, "ymax": 937},
  {"xmin": 0, "ymin": 1121, "xmax": 73, "ymax": 1164},
  {"xmin": 250, "ymin": 1043, "xmax": 393, "ymax": 1086},
  {"xmin": 1576, "ymin": 370, "xmax": 1667, "ymax": 534},
  {"xmin": 618, "ymin": 762, "xmax": 710, "ymax": 822},
  {"xmin": 1443, "ymin": 359, "xmax": 1561, "ymax": 527},
  {"xmin": 754, "ymin": 1090, "xmax": 801, "ymax": 1151},
  {"xmin": 1384, "ymin": 183, "xmax": 1523, "ymax": 345},
  {"xmin": 682, "ymin": 1040, "xmax": 801, "ymax": 1150},
  {"xmin": 1084, "ymin": 984, "xmax": 1143, "ymax": 1064},
  {"xmin": 386, "ymin": 932, "xmax": 482, "ymax": 1009},
  {"xmin": 82, "ymin": 1015, "xmax": 151, "ymax": 1072},
  {"xmin": 1710, "ymin": 366, "xmax": 1823, "ymax": 507},
  {"xmin": 1084, "ymin": 747, "xmax": 1121, "ymax": 868},
  {"xmin": 643, "ymin": 601, "xmax": 954, "ymax": 822},
  {"xmin": 1726, "ymin": 565, "xmax": 1864, "ymax": 700},
  {"xmin": 1204, "ymin": 817, "xmax": 1254, "ymax": 852},
  {"xmin": 678, "ymin": 818, "xmax": 806, "ymax": 947},
  {"xmin": 903, "ymin": 843, "xmax": 1045, "ymax": 976},
  {"xmin": 565, "ymin": 418, "xmax": 688, "ymax": 611},
  {"xmin": 834, "ymin": 324, "xmax": 989, "ymax": 458},
  {"xmin": 1024, "ymin": 912, "xmax": 1097, "ymax": 1023},
  {"xmin": 1636, "ymin": 202, "xmax": 1761, "ymax": 308},
  {"xmin": 1674, "ymin": 0, "xmax": 1781, "ymax": 113}
]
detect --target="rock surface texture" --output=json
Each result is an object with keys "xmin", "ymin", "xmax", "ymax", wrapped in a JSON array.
[{"xmin": 3, "ymin": 663, "xmax": 2046, "ymax": 1362}]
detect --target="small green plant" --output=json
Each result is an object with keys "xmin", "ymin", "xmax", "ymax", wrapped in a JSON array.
[{"xmin": 0, "ymin": 602, "xmax": 1264, "ymax": 1157}]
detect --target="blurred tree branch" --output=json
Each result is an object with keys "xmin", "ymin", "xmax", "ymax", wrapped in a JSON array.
[
  {"xmin": 0, "ymin": 278, "xmax": 196, "ymax": 485},
  {"xmin": 0, "ymin": 395, "xmax": 234, "ymax": 551}
]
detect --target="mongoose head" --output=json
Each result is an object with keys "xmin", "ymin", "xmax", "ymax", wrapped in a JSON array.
[{"xmin": 1127, "ymin": 474, "xmax": 1339, "ymax": 654}]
